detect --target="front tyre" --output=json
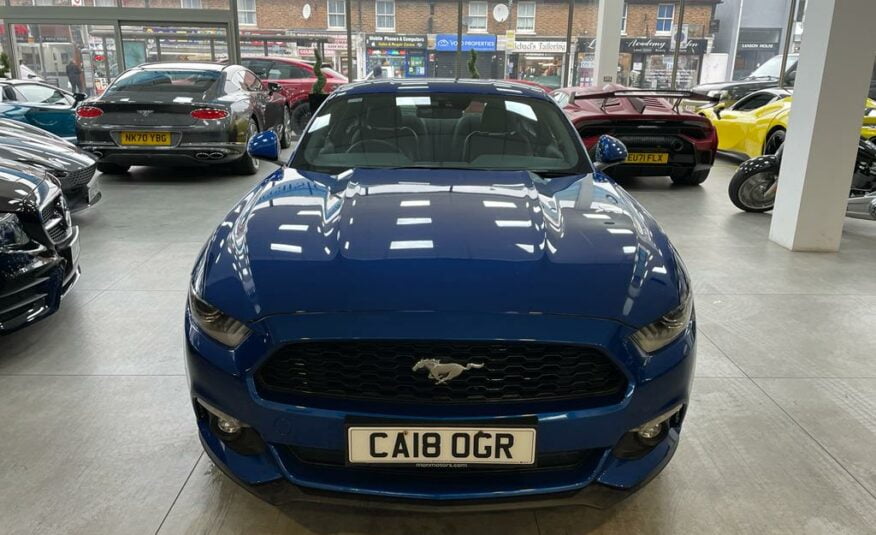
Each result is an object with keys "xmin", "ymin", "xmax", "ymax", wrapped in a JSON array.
[
  {"xmin": 280, "ymin": 106, "xmax": 293, "ymax": 149},
  {"xmin": 232, "ymin": 119, "xmax": 260, "ymax": 175},
  {"xmin": 671, "ymin": 168, "xmax": 710, "ymax": 186},
  {"xmin": 728, "ymin": 156, "xmax": 780, "ymax": 212},
  {"xmin": 764, "ymin": 129, "xmax": 785, "ymax": 155}
]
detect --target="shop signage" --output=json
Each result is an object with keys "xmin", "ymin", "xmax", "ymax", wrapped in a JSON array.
[
  {"xmin": 433, "ymin": 33, "xmax": 496, "ymax": 52},
  {"xmin": 367, "ymin": 34, "xmax": 426, "ymax": 49},
  {"xmin": 620, "ymin": 38, "xmax": 707, "ymax": 55},
  {"xmin": 739, "ymin": 42, "xmax": 779, "ymax": 51},
  {"xmin": 576, "ymin": 38, "xmax": 596, "ymax": 53},
  {"xmin": 513, "ymin": 40, "xmax": 567, "ymax": 53}
]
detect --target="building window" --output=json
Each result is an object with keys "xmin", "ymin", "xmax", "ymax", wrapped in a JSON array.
[
  {"xmin": 328, "ymin": 0, "xmax": 346, "ymax": 29},
  {"xmin": 656, "ymin": 3, "xmax": 674, "ymax": 35},
  {"xmin": 516, "ymin": 2, "xmax": 536, "ymax": 33},
  {"xmin": 621, "ymin": 3, "xmax": 628, "ymax": 35},
  {"xmin": 181, "ymin": 0, "xmax": 201, "ymax": 8},
  {"xmin": 238, "ymin": 0, "xmax": 256, "ymax": 25},
  {"xmin": 376, "ymin": 0, "xmax": 395, "ymax": 31},
  {"xmin": 468, "ymin": 1, "xmax": 488, "ymax": 32}
]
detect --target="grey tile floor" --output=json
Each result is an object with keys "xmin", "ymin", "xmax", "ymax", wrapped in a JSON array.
[{"xmin": 2, "ymin": 155, "xmax": 876, "ymax": 534}]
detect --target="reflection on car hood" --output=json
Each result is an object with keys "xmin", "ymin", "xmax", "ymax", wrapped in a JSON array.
[
  {"xmin": 0, "ymin": 120, "xmax": 96, "ymax": 172},
  {"xmin": 0, "ymin": 160, "xmax": 49, "ymax": 211},
  {"xmin": 200, "ymin": 168, "xmax": 683, "ymax": 327}
]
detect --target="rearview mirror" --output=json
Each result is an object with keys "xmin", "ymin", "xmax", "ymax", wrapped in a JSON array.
[
  {"xmin": 593, "ymin": 135, "xmax": 628, "ymax": 172},
  {"xmin": 247, "ymin": 130, "xmax": 282, "ymax": 165}
]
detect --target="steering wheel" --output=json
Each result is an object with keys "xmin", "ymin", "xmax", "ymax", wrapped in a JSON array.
[{"xmin": 345, "ymin": 139, "xmax": 400, "ymax": 154}]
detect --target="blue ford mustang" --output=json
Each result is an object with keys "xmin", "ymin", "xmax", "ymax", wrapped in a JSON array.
[{"xmin": 185, "ymin": 80, "xmax": 695, "ymax": 510}]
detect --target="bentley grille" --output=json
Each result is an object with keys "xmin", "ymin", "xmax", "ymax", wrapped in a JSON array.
[{"xmin": 255, "ymin": 341, "xmax": 627, "ymax": 404}]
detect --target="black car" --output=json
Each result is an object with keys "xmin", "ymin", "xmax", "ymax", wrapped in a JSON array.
[
  {"xmin": 76, "ymin": 62, "xmax": 291, "ymax": 175},
  {"xmin": 0, "ymin": 118, "xmax": 100, "ymax": 212},
  {"xmin": 0, "ymin": 160, "xmax": 80, "ymax": 333},
  {"xmin": 691, "ymin": 54, "xmax": 798, "ymax": 106}
]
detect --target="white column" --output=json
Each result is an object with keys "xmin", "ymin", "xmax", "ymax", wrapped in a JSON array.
[
  {"xmin": 593, "ymin": 0, "xmax": 624, "ymax": 86},
  {"xmin": 769, "ymin": 0, "xmax": 876, "ymax": 252}
]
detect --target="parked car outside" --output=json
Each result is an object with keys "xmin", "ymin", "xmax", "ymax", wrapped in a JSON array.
[
  {"xmin": 0, "ymin": 118, "xmax": 100, "ymax": 212},
  {"xmin": 240, "ymin": 56, "xmax": 348, "ymax": 133},
  {"xmin": 184, "ymin": 80, "xmax": 696, "ymax": 510},
  {"xmin": 0, "ymin": 160, "xmax": 80, "ymax": 333},
  {"xmin": 76, "ymin": 62, "xmax": 290, "ymax": 175},
  {"xmin": 687, "ymin": 53, "xmax": 799, "ymax": 111},
  {"xmin": 0, "ymin": 79, "xmax": 84, "ymax": 142}
]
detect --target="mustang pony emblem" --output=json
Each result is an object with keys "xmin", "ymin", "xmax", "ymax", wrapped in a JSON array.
[{"xmin": 412, "ymin": 359, "xmax": 484, "ymax": 385}]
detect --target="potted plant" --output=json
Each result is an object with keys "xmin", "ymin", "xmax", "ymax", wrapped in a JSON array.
[
  {"xmin": 308, "ymin": 47, "xmax": 329, "ymax": 112},
  {"xmin": 467, "ymin": 49, "xmax": 480, "ymax": 79},
  {"xmin": 0, "ymin": 53, "xmax": 11, "ymax": 79}
]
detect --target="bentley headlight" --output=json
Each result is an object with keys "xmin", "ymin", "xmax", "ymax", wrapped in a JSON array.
[
  {"xmin": 188, "ymin": 286, "xmax": 251, "ymax": 348},
  {"xmin": 0, "ymin": 213, "xmax": 29, "ymax": 248},
  {"xmin": 631, "ymin": 269, "xmax": 693, "ymax": 354}
]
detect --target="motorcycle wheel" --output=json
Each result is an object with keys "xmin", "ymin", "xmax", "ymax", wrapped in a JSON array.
[{"xmin": 729, "ymin": 160, "xmax": 779, "ymax": 212}]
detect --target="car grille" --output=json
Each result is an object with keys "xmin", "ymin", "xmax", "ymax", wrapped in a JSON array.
[
  {"xmin": 51, "ymin": 165, "xmax": 96, "ymax": 188},
  {"xmin": 40, "ymin": 194, "xmax": 70, "ymax": 243},
  {"xmin": 255, "ymin": 341, "xmax": 627, "ymax": 404}
]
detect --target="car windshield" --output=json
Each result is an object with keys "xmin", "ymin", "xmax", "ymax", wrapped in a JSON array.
[
  {"xmin": 105, "ymin": 69, "xmax": 220, "ymax": 94},
  {"xmin": 746, "ymin": 54, "xmax": 798, "ymax": 80},
  {"xmin": 292, "ymin": 92, "xmax": 587, "ymax": 175}
]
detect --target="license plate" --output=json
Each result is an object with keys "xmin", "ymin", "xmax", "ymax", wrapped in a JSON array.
[
  {"xmin": 119, "ymin": 131, "xmax": 171, "ymax": 146},
  {"xmin": 347, "ymin": 426, "xmax": 536, "ymax": 465},
  {"xmin": 627, "ymin": 152, "xmax": 669, "ymax": 164}
]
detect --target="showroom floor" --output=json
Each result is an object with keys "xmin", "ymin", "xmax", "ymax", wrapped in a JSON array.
[{"xmin": 2, "ymin": 154, "xmax": 876, "ymax": 534}]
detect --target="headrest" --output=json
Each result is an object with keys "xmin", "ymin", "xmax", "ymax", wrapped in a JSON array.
[{"xmin": 479, "ymin": 103, "xmax": 509, "ymax": 133}]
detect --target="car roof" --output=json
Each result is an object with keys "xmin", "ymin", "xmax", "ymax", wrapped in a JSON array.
[
  {"xmin": 241, "ymin": 56, "xmax": 313, "ymax": 66},
  {"xmin": 335, "ymin": 79, "xmax": 551, "ymax": 99},
  {"xmin": 137, "ymin": 62, "xmax": 231, "ymax": 72}
]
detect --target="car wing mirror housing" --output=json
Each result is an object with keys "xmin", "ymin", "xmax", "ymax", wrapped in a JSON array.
[
  {"xmin": 593, "ymin": 135, "xmax": 628, "ymax": 172},
  {"xmin": 267, "ymin": 82, "xmax": 282, "ymax": 94},
  {"xmin": 73, "ymin": 92, "xmax": 87, "ymax": 103},
  {"xmin": 247, "ymin": 130, "xmax": 282, "ymax": 165}
]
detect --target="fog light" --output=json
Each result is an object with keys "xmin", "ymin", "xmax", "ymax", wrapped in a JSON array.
[
  {"xmin": 216, "ymin": 416, "xmax": 242, "ymax": 435},
  {"xmin": 636, "ymin": 422, "xmax": 664, "ymax": 440}
]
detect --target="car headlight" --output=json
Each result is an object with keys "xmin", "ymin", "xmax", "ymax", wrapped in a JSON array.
[
  {"xmin": 188, "ymin": 286, "xmax": 251, "ymax": 348},
  {"xmin": 0, "ymin": 213, "xmax": 29, "ymax": 248},
  {"xmin": 631, "ymin": 270, "xmax": 693, "ymax": 354}
]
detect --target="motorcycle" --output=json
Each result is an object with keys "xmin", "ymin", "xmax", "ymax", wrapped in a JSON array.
[{"xmin": 728, "ymin": 137, "xmax": 876, "ymax": 220}]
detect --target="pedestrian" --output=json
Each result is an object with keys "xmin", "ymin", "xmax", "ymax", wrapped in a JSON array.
[
  {"xmin": 371, "ymin": 63, "xmax": 382, "ymax": 79},
  {"xmin": 66, "ymin": 59, "xmax": 83, "ymax": 93}
]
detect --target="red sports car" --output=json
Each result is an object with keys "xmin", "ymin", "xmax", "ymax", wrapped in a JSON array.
[
  {"xmin": 241, "ymin": 56, "xmax": 347, "ymax": 133},
  {"xmin": 552, "ymin": 85, "xmax": 718, "ymax": 185}
]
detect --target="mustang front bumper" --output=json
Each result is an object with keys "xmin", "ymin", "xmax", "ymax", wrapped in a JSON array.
[{"xmin": 185, "ymin": 311, "xmax": 695, "ymax": 510}]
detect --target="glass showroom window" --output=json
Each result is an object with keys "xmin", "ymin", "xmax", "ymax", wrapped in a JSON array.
[
  {"xmin": 516, "ymin": 2, "xmax": 535, "ymax": 33},
  {"xmin": 376, "ymin": 0, "xmax": 395, "ymax": 32},
  {"xmin": 238, "ymin": 0, "xmax": 256, "ymax": 26},
  {"xmin": 468, "ymin": 2, "xmax": 488, "ymax": 32},
  {"xmin": 656, "ymin": 3, "xmax": 675, "ymax": 35},
  {"xmin": 328, "ymin": 0, "xmax": 347, "ymax": 29},
  {"xmin": 181, "ymin": 0, "xmax": 202, "ymax": 7}
]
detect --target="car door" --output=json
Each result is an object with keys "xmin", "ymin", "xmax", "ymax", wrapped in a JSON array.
[
  {"xmin": 243, "ymin": 69, "xmax": 280, "ymax": 132},
  {"xmin": 12, "ymin": 83, "xmax": 76, "ymax": 139},
  {"xmin": 271, "ymin": 62, "xmax": 315, "ymax": 107},
  {"xmin": 715, "ymin": 92, "xmax": 778, "ymax": 154}
]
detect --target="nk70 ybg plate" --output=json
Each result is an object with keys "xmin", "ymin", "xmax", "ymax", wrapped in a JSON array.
[
  {"xmin": 347, "ymin": 426, "xmax": 536, "ymax": 465},
  {"xmin": 119, "ymin": 131, "xmax": 171, "ymax": 146}
]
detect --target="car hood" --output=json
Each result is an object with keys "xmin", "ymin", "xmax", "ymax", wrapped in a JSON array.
[
  {"xmin": 198, "ymin": 168, "xmax": 684, "ymax": 328},
  {"xmin": 0, "ymin": 160, "xmax": 50, "ymax": 210},
  {"xmin": 0, "ymin": 121, "xmax": 96, "ymax": 172}
]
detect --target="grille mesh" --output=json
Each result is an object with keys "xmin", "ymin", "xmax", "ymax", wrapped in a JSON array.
[{"xmin": 256, "ymin": 341, "xmax": 627, "ymax": 404}]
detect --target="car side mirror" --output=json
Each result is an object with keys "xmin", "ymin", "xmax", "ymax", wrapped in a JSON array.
[
  {"xmin": 713, "ymin": 102, "xmax": 727, "ymax": 119},
  {"xmin": 73, "ymin": 92, "xmax": 87, "ymax": 103},
  {"xmin": 593, "ymin": 135, "xmax": 628, "ymax": 172},
  {"xmin": 247, "ymin": 130, "xmax": 282, "ymax": 165},
  {"xmin": 783, "ymin": 70, "xmax": 796, "ymax": 86},
  {"xmin": 267, "ymin": 82, "xmax": 282, "ymax": 94}
]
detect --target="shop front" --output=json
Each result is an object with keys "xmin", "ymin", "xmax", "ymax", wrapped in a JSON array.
[
  {"xmin": 366, "ymin": 34, "xmax": 427, "ymax": 78},
  {"xmin": 733, "ymin": 28, "xmax": 782, "ymax": 80},
  {"xmin": 507, "ymin": 39, "xmax": 567, "ymax": 89},
  {"xmin": 573, "ymin": 37, "xmax": 596, "ymax": 87},
  {"xmin": 429, "ymin": 34, "xmax": 502, "ymax": 79},
  {"xmin": 617, "ymin": 38, "xmax": 708, "ymax": 90}
]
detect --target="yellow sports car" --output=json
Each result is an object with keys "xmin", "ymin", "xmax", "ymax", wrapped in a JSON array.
[{"xmin": 699, "ymin": 88, "xmax": 876, "ymax": 158}]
